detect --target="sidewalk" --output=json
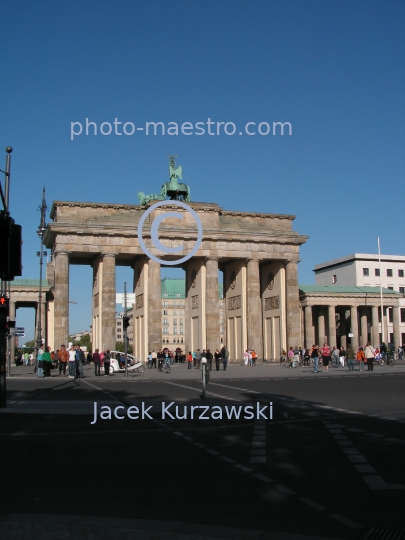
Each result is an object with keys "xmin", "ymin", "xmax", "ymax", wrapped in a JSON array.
[{"xmin": 0, "ymin": 513, "xmax": 348, "ymax": 540}]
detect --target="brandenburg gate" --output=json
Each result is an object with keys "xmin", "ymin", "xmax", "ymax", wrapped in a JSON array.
[{"xmin": 44, "ymin": 161, "xmax": 308, "ymax": 361}]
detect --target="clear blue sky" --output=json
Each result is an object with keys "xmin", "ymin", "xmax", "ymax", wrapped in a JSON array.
[{"xmin": 1, "ymin": 0, "xmax": 404, "ymax": 343}]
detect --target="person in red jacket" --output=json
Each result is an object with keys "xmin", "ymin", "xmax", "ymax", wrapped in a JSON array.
[{"xmin": 57, "ymin": 344, "xmax": 69, "ymax": 376}]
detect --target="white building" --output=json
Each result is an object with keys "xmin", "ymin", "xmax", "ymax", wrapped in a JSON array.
[{"xmin": 314, "ymin": 254, "xmax": 405, "ymax": 346}]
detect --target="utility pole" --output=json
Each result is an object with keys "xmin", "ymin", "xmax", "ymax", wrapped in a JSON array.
[
  {"xmin": 0, "ymin": 147, "xmax": 22, "ymax": 408},
  {"xmin": 34, "ymin": 188, "xmax": 47, "ymax": 373},
  {"xmin": 124, "ymin": 282, "xmax": 128, "ymax": 378}
]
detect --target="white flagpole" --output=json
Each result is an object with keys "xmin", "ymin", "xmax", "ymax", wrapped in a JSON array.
[{"xmin": 378, "ymin": 237, "xmax": 384, "ymax": 344}]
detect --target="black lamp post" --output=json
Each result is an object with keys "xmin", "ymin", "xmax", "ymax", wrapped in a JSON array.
[{"xmin": 34, "ymin": 188, "xmax": 47, "ymax": 372}]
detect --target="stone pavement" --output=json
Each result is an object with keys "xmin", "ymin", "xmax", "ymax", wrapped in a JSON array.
[{"xmin": 0, "ymin": 514, "xmax": 348, "ymax": 540}]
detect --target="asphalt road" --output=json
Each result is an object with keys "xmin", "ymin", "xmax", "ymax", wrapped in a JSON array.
[{"xmin": 1, "ymin": 362, "xmax": 404, "ymax": 539}]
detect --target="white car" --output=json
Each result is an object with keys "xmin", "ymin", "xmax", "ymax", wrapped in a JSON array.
[{"xmin": 100, "ymin": 351, "xmax": 145, "ymax": 374}]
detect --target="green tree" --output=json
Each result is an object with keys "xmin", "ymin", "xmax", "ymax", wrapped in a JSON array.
[
  {"xmin": 23, "ymin": 340, "xmax": 35, "ymax": 348},
  {"xmin": 79, "ymin": 333, "xmax": 92, "ymax": 351},
  {"xmin": 115, "ymin": 341, "xmax": 133, "ymax": 354}
]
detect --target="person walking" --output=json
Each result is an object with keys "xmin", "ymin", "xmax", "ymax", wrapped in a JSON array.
[
  {"xmin": 214, "ymin": 349, "xmax": 221, "ymax": 371},
  {"xmin": 68, "ymin": 346, "xmax": 76, "ymax": 378},
  {"xmin": 37, "ymin": 347, "xmax": 44, "ymax": 378},
  {"xmin": 321, "ymin": 343, "xmax": 331, "ymax": 373},
  {"xmin": 356, "ymin": 346, "xmax": 365, "ymax": 371},
  {"xmin": 339, "ymin": 346, "xmax": 346, "ymax": 367},
  {"xmin": 332, "ymin": 346, "xmax": 340, "ymax": 367},
  {"xmin": 346, "ymin": 343, "xmax": 355, "ymax": 372},
  {"xmin": 364, "ymin": 342, "xmax": 375, "ymax": 372},
  {"xmin": 251, "ymin": 350, "xmax": 257, "ymax": 366},
  {"xmin": 221, "ymin": 346, "xmax": 229, "ymax": 370},
  {"xmin": 76, "ymin": 346, "xmax": 85, "ymax": 378},
  {"xmin": 147, "ymin": 352, "xmax": 152, "ymax": 369},
  {"xmin": 206, "ymin": 349, "xmax": 213, "ymax": 371},
  {"xmin": 151, "ymin": 350, "xmax": 157, "ymax": 369},
  {"xmin": 42, "ymin": 346, "xmax": 53, "ymax": 378},
  {"xmin": 164, "ymin": 350, "xmax": 171, "ymax": 373},
  {"xmin": 195, "ymin": 349, "xmax": 201, "ymax": 369},
  {"xmin": 93, "ymin": 349, "xmax": 101, "ymax": 376},
  {"xmin": 57, "ymin": 344, "xmax": 69, "ymax": 376},
  {"xmin": 311, "ymin": 345, "xmax": 319, "ymax": 373},
  {"xmin": 187, "ymin": 351, "xmax": 193, "ymax": 369},
  {"xmin": 104, "ymin": 350, "xmax": 111, "ymax": 376}
]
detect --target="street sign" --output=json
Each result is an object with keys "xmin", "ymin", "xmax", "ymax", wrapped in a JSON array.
[{"xmin": 10, "ymin": 327, "xmax": 24, "ymax": 335}]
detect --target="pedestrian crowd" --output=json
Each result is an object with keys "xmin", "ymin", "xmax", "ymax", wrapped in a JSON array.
[
  {"xmin": 146, "ymin": 346, "xmax": 230, "ymax": 372},
  {"xmin": 283, "ymin": 341, "xmax": 400, "ymax": 373}
]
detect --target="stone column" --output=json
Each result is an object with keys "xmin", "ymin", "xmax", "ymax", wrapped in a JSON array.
[
  {"xmin": 246, "ymin": 258, "xmax": 263, "ymax": 358},
  {"xmin": 54, "ymin": 251, "xmax": 69, "ymax": 350},
  {"xmin": 318, "ymin": 309, "xmax": 326, "ymax": 345},
  {"xmin": 392, "ymin": 306, "xmax": 400, "ymax": 347},
  {"xmin": 360, "ymin": 308, "xmax": 368, "ymax": 345},
  {"xmin": 304, "ymin": 305, "xmax": 314, "ymax": 347},
  {"xmin": 101, "ymin": 253, "xmax": 116, "ymax": 351},
  {"xmin": 148, "ymin": 259, "xmax": 161, "ymax": 353},
  {"xmin": 339, "ymin": 309, "xmax": 347, "ymax": 349},
  {"xmin": 350, "ymin": 306, "xmax": 359, "ymax": 350},
  {"xmin": 371, "ymin": 305, "xmax": 379, "ymax": 347},
  {"xmin": 285, "ymin": 260, "xmax": 301, "ymax": 347},
  {"xmin": 206, "ymin": 257, "xmax": 220, "ymax": 353},
  {"xmin": 328, "ymin": 305, "xmax": 336, "ymax": 347},
  {"xmin": 382, "ymin": 307, "xmax": 389, "ymax": 344}
]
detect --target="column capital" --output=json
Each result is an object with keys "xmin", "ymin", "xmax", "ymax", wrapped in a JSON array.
[
  {"xmin": 54, "ymin": 250, "xmax": 69, "ymax": 257},
  {"xmin": 102, "ymin": 252, "xmax": 116, "ymax": 259}
]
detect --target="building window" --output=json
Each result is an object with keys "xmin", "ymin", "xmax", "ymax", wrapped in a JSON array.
[
  {"xmin": 179, "ymin": 327, "xmax": 183, "ymax": 334},
  {"xmin": 220, "ymin": 302, "xmax": 223, "ymax": 309},
  {"xmin": 179, "ymin": 319, "xmax": 183, "ymax": 326},
  {"xmin": 163, "ymin": 292, "xmax": 168, "ymax": 297},
  {"xmin": 375, "ymin": 268, "xmax": 380, "ymax": 277},
  {"xmin": 363, "ymin": 268, "xmax": 369, "ymax": 276},
  {"xmin": 117, "ymin": 335, "xmax": 121, "ymax": 339},
  {"xmin": 163, "ymin": 319, "xmax": 168, "ymax": 326},
  {"xmin": 174, "ymin": 328, "xmax": 177, "ymax": 334},
  {"xmin": 399, "ymin": 269, "xmax": 404, "ymax": 278},
  {"xmin": 173, "ymin": 319, "xmax": 177, "ymax": 326},
  {"xmin": 173, "ymin": 310, "xmax": 177, "ymax": 315},
  {"xmin": 163, "ymin": 301, "xmax": 168, "ymax": 308},
  {"xmin": 399, "ymin": 287, "xmax": 404, "ymax": 294},
  {"xmin": 332, "ymin": 275, "xmax": 337, "ymax": 284},
  {"xmin": 179, "ymin": 310, "xmax": 184, "ymax": 315},
  {"xmin": 179, "ymin": 301, "xmax": 184, "ymax": 307},
  {"xmin": 388, "ymin": 286, "xmax": 394, "ymax": 290},
  {"xmin": 402, "ymin": 332, "xmax": 405, "ymax": 345},
  {"xmin": 175, "ymin": 292, "xmax": 181, "ymax": 297},
  {"xmin": 173, "ymin": 302, "xmax": 177, "ymax": 307},
  {"xmin": 163, "ymin": 328, "xmax": 168, "ymax": 334},
  {"xmin": 401, "ymin": 308, "xmax": 405, "ymax": 323},
  {"xmin": 117, "ymin": 321, "xmax": 122, "ymax": 326},
  {"xmin": 387, "ymin": 269, "xmax": 393, "ymax": 277},
  {"xmin": 163, "ymin": 310, "xmax": 168, "ymax": 315}
]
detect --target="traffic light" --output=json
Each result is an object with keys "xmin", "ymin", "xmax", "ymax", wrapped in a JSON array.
[
  {"xmin": 0, "ymin": 212, "xmax": 22, "ymax": 281},
  {"xmin": 0, "ymin": 295, "xmax": 9, "ymax": 324},
  {"xmin": 123, "ymin": 316, "xmax": 130, "ymax": 329}
]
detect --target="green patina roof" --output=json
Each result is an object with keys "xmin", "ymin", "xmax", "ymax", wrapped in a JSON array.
[
  {"xmin": 299, "ymin": 285, "xmax": 402, "ymax": 295},
  {"xmin": 161, "ymin": 278, "xmax": 223, "ymax": 299},
  {"xmin": 9, "ymin": 279, "xmax": 50, "ymax": 287}
]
